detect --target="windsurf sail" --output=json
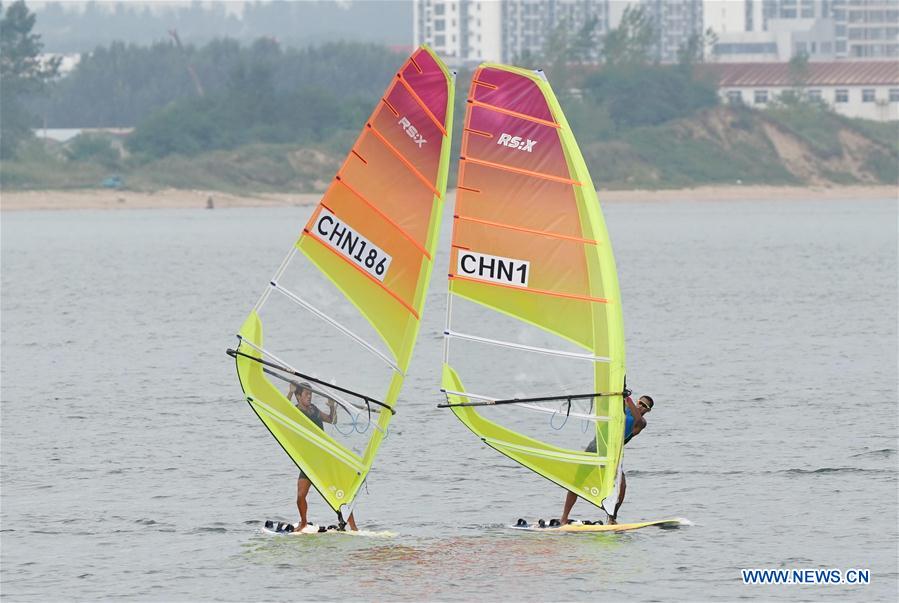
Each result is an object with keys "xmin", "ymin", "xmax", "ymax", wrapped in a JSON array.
[
  {"xmin": 229, "ymin": 46, "xmax": 454, "ymax": 522},
  {"xmin": 439, "ymin": 64, "xmax": 626, "ymax": 511}
]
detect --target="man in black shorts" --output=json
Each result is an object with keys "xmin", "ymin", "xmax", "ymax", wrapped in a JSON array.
[
  {"xmin": 288, "ymin": 382, "xmax": 357, "ymax": 531},
  {"xmin": 560, "ymin": 394, "xmax": 653, "ymax": 525}
]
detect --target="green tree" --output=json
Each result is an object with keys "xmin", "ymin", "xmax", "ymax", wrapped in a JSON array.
[
  {"xmin": 541, "ymin": 20, "xmax": 573, "ymax": 92},
  {"xmin": 787, "ymin": 51, "xmax": 810, "ymax": 102},
  {"xmin": 0, "ymin": 0, "xmax": 59, "ymax": 158},
  {"xmin": 601, "ymin": 5, "xmax": 655, "ymax": 67},
  {"xmin": 570, "ymin": 16, "xmax": 599, "ymax": 64},
  {"xmin": 584, "ymin": 65, "xmax": 718, "ymax": 130}
]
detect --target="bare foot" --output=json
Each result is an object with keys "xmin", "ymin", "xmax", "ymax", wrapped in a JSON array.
[
  {"xmin": 298, "ymin": 521, "xmax": 307, "ymax": 532},
  {"xmin": 608, "ymin": 516, "xmax": 618, "ymax": 525}
]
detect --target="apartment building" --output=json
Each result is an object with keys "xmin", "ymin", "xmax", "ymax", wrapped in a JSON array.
[
  {"xmin": 640, "ymin": 0, "xmax": 705, "ymax": 62},
  {"xmin": 414, "ymin": 0, "xmax": 897, "ymax": 64},
  {"xmin": 834, "ymin": 0, "xmax": 899, "ymax": 59},
  {"xmin": 707, "ymin": 0, "xmax": 898, "ymax": 61},
  {"xmin": 414, "ymin": 0, "xmax": 612, "ymax": 64}
]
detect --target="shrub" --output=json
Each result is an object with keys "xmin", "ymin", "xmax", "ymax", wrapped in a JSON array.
[{"xmin": 65, "ymin": 133, "xmax": 120, "ymax": 166}]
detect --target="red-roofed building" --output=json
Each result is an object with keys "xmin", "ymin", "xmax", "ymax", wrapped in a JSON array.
[{"xmin": 701, "ymin": 62, "xmax": 899, "ymax": 121}]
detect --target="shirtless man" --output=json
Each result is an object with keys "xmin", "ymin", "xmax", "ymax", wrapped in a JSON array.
[
  {"xmin": 560, "ymin": 394, "xmax": 654, "ymax": 525},
  {"xmin": 288, "ymin": 381, "xmax": 357, "ymax": 531}
]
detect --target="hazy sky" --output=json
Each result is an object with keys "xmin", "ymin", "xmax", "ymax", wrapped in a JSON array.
[
  {"xmin": 30, "ymin": 1, "xmax": 413, "ymax": 52},
  {"xmin": 30, "ymin": 1, "xmax": 248, "ymax": 16}
]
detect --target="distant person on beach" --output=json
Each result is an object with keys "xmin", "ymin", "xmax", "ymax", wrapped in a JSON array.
[
  {"xmin": 560, "ymin": 394, "xmax": 654, "ymax": 525},
  {"xmin": 287, "ymin": 381, "xmax": 357, "ymax": 531}
]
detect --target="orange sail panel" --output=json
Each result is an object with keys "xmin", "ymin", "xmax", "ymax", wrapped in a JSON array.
[{"xmin": 298, "ymin": 47, "xmax": 453, "ymax": 371}]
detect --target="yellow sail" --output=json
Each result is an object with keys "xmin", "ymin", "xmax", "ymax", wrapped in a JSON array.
[
  {"xmin": 441, "ymin": 64, "xmax": 626, "ymax": 509},
  {"xmin": 230, "ymin": 47, "xmax": 455, "ymax": 516}
]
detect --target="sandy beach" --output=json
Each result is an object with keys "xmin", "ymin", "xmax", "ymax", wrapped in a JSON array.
[{"xmin": 1, "ymin": 185, "xmax": 895, "ymax": 211}]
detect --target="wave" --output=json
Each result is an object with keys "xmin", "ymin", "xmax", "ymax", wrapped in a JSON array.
[{"xmin": 850, "ymin": 448, "xmax": 896, "ymax": 458}]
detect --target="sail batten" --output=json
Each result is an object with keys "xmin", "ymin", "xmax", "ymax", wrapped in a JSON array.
[
  {"xmin": 467, "ymin": 99, "xmax": 561, "ymax": 128},
  {"xmin": 460, "ymin": 156, "xmax": 581, "ymax": 185},
  {"xmin": 454, "ymin": 214, "xmax": 600, "ymax": 245}
]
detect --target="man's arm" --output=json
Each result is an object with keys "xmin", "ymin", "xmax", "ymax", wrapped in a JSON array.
[
  {"xmin": 624, "ymin": 396, "xmax": 646, "ymax": 435},
  {"xmin": 324, "ymin": 399, "xmax": 337, "ymax": 424}
]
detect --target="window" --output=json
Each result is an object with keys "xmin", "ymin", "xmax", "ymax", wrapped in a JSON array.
[
  {"xmin": 726, "ymin": 90, "xmax": 743, "ymax": 104},
  {"xmin": 435, "ymin": 19, "xmax": 445, "ymax": 31},
  {"xmin": 890, "ymin": 89, "xmax": 899, "ymax": 102},
  {"xmin": 435, "ymin": 34, "xmax": 445, "ymax": 46},
  {"xmin": 862, "ymin": 89, "xmax": 876, "ymax": 102},
  {"xmin": 434, "ymin": 4, "xmax": 444, "ymax": 16},
  {"xmin": 835, "ymin": 89, "xmax": 849, "ymax": 103},
  {"xmin": 714, "ymin": 42, "xmax": 778, "ymax": 54},
  {"xmin": 807, "ymin": 89, "xmax": 822, "ymax": 101},
  {"xmin": 754, "ymin": 90, "xmax": 769, "ymax": 104}
]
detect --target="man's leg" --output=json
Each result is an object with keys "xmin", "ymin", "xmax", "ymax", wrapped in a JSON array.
[
  {"xmin": 347, "ymin": 512, "xmax": 358, "ymax": 531},
  {"xmin": 297, "ymin": 478, "xmax": 312, "ymax": 529},
  {"xmin": 560, "ymin": 490, "xmax": 578, "ymax": 524},
  {"xmin": 610, "ymin": 472, "xmax": 626, "ymax": 525}
]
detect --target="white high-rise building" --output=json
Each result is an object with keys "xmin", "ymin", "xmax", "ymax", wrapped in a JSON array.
[
  {"xmin": 413, "ymin": 0, "xmax": 610, "ymax": 64},
  {"xmin": 705, "ymin": 0, "xmax": 897, "ymax": 61},
  {"xmin": 833, "ymin": 0, "xmax": 899, "ymax": 59},
  {"xmin": 502, "ymin": 0, "xmax": 612, "ymax": 62},
  {"xmin": 414, "ymin": 0, "xmax": 896, "ymax": 64},
  {"xmin": 640, "ymin": 0, "xmax": 705, "ymax": 63}
]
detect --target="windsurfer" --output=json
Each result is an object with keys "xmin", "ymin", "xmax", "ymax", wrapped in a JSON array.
[
  {"xmin": 289, "ymin": 382, "xmax": 358, "ymax": 531},
  {"xmin": 560, "ymin": 395, "xmax": 654, "ymax": 525}
]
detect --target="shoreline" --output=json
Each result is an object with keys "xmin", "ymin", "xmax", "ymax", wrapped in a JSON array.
[{"xmin": 1, "ymin": 184, "xmax": 895, "ymax": 211}]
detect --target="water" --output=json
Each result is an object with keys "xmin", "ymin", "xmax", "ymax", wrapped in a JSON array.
[{"xmin": 2, "ymin": 197, "xmax": 896, "ymax": 601}]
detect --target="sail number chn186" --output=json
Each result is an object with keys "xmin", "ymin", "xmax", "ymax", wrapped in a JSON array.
[
  {"xmin": 313, "ymin": 208, "xmax": 392, "ymax": 281},
  {"xmin": 457, "ymin": 250, "xmax": 529, "ymax": 287}
]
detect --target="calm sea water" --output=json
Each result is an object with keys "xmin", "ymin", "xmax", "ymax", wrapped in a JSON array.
[{"xmin": 2, "ymin": 196, "xmax": 896, "ymax": 601}]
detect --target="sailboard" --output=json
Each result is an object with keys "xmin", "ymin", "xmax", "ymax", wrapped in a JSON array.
[
  {"xmin": 260, "ymin": 520, "xmax": 395, "ymax": 537},
  {"xmin": 510, "ymin": 518, "xmax": 691, "ymax": 533},
  {"xmin": 228, "ymin": 46, "xmax": 455, "ymax": 529},
  {"xmin": 438, "ymin": 63, "xmax": 629, "ymax": 520}
]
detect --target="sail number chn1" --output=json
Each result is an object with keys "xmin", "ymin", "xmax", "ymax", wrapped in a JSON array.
[{"xmin": 457, "ymin": 250, "xmax": 530, "ymax": 287}]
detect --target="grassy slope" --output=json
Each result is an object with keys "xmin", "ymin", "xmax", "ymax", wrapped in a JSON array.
[{"xmin": 3, "ymin": 106, "xmax": 896, "ymax": 193}]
